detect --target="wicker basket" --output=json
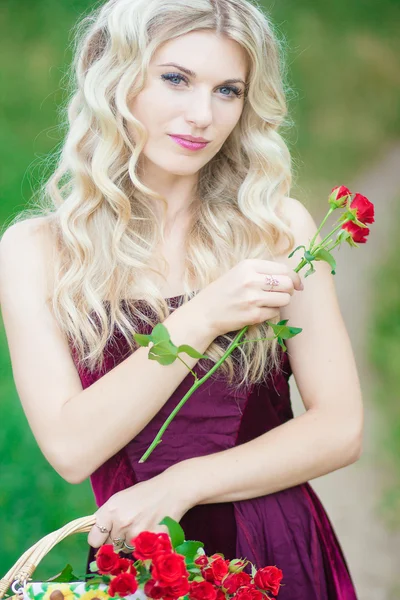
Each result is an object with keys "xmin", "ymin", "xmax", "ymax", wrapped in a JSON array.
[{"xmin": 0, "ymin": 515, "xmax": 146, "ymax": 600}]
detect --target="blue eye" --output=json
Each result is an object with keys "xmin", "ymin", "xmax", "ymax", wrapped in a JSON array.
[{"xmin": 161, "ymin": 72, "xmax": 243, "ymax": 99}]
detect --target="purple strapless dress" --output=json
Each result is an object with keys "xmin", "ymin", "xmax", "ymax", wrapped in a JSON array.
[{"xmin": 71, "ymin": 296, "xmax": 358, "ymax": 600}]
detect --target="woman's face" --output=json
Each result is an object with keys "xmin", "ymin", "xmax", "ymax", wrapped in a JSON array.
[{"xmin": 128, "ymin": 30, "xmax": 249, "ymax": 177}]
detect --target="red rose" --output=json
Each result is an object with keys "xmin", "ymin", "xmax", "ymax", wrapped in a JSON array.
[
  {"xmin": 95, "ymin": 545, "xmax": 121, "ymax": 575},
  {"xmin": 350, "ymin": 193, "xmax": 375, "ymax": 225},
  {"xmin": 110, "ymin": 557, "xmax": 136, "ymax": 576},
  {"xmin": 155, "ymin": 532, "xmax": 173, "ymax": 553},
  {"xmin": 144, "ymin": 579, "xmax": 165, "ymax": 599},
  {"xmin": 130, "ymin": 531, "xmax": 158, "ymax": 560},
  {"xmin": 223, "ymin": 572, "xmax": 252, "ymax": 594},
  {"xmin": 161, "ymin": 576, "xmax": 190, "ymax": 600},
  {"xmin": 152, "ymin": 551, "xmax": 189, "ymax": 584},
  {"xmin": 201, "ymin": 566, "xmax": 215, "ymax": 583},
  {"xmin": 234, "ymin": 586, "xmax": 263, "ymax": 600},
  {"xmin": 216, "ymin": 591, "xmax": 226, "ymax": 600},
  {"xmin": 194, "ymin": 555, "xmax": 209, "ymax": 567},
  {"xmin": 341, "ymin": 220, "xmax": 370, "ymax": 243},
  {"xmin": 330, "ymin": 185, "xmax": 351, "ymax": 207},
  {"xmin": 108, "ymin": 572, "xmax": 138, "ymax": 598},
  {"xmin": 210, "ymin": 556, "xmax": 230, "ymax": 584},
  {"xmin": 254, "ymin": 566, "xmax": 283, "ymax": 596},
  {"xmin": 189, "ymin": 580, "xmax": 217, "ymax": 600},
  {"xmin": 130, "ymin": 531, "xmax": 172, "ymax": 561}
]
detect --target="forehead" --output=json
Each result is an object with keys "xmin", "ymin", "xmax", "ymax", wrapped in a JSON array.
[{"xmin": 151, "ymin": 30, "xmax": 249, "ymax": 78}]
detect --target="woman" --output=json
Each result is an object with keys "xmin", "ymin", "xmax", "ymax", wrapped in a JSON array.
[{"xmin": 0, "ymin": 0, "xmax": 363, "ymax": 598}]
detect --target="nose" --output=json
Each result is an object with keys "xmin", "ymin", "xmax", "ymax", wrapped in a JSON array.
[{"xmin": 185, "ymin": 88, "xmax": 213, "ymax": 129}]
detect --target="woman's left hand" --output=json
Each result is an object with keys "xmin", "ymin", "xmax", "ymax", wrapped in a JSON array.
[{"xmin": 87, "ymin": 466, "xmax": 196, "ymax": 551}]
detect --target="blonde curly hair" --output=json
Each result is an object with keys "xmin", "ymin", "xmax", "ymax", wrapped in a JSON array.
[{"xmin": 8, "ymin": 0, "xmax": 296, "ymax": 389}]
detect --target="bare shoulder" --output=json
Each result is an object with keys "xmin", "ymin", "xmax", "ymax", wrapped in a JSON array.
[
  {"xmin": 0, "ymin": 215, "xmax": 55, "ymax": 248},
  {"xmin": 0, "ymin": 216, "xmax": 57, "ymax": 305},
  {"xmin": 274, "ymin": 196, "xmax": 320, "ymax": 267}
]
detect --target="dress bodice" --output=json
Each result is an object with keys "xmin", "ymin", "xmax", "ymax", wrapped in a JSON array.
[{"xmin": 69, "ymin": 294, "xmax": 293, "ymax": 504}]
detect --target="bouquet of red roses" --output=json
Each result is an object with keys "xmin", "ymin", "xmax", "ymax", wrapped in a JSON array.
[
  {"xmin": 87, "ymin": 517, "xmax": 283, "ymax": 600},
  {"xmin": 0, "ymin": 516, "xmax": 282, "ymax": 600}
]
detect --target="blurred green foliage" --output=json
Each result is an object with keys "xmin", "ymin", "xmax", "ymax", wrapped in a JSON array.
[
  {"xmin": 0, "ymin": 0, "xmax": 399, "ymax": 583},
  {"xmin": 367, "ymin": 198, "xmax": 400, "ymax": 528}
]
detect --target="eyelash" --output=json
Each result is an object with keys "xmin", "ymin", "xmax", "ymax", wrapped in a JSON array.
[{"xmin": 161, "ymin": 72, "xmax": 244, "ymax": 99}]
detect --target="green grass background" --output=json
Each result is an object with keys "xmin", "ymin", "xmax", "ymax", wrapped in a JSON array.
[{"xmin": 0, "ymin": 0, "xmax": 399, "ymax": 581}]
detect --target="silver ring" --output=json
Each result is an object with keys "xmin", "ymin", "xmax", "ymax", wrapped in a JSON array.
[
  {"xmin": 112, "ymin": 537, "xmax": 125, "ymax": 546},
  {"xmin": 265, "ymin": 274, "xmax": 279, "ymax": 291},
  {"xmin": 123, "ymin": 542, "xmax": 135, "ymax": 551},
  {"xmin": 95, "ymin": 523, "xmax": 111, "ymax": 534}
]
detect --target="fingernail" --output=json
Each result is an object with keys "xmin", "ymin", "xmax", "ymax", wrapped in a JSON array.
[{"xmin": 300, "ymin": 282, "xmax": 304, "ymax": 290}]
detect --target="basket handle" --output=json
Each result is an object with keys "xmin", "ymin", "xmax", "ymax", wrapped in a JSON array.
[{"xmin": 0, "ymin": 515, "xmax": 97, "ymax": 600}]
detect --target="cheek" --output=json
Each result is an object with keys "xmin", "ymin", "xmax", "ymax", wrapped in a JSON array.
[
  {"xmin": 129, "ymin": 88, "xmax": 175, "ymax": 136},
  {"xmin": 222, "ymin": 106, "xmax": 243, "ymax": 130}
]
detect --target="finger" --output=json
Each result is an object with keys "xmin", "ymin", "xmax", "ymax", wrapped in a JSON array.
[
  {"xmin": 258, "ymin": 274, "xmax": 294, "ymax": 295},
  {"xmin": 88, "ymin": 514, "xmax": 113, "ymax": 549},
  {"xmin": 289, "ymin": 271, "xmax": 303, "ymax": 291},
  {"xmin": 256, "ymin": 260, "xmax": 304, "ymax": 292},
  {"xmin": 153, "ymin": 523, "xmax": 170, "ymax": 535},
  {"xmin": 260, "ymin": 291, "xmax": 291, "ymax": 308},
  {"xmin": 109, "ymin": 523, "xmax": 129, "ymax": 551}
]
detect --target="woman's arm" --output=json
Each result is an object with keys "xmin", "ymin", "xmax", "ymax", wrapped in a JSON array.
[
  {"xmin": 168, "ymin": 198, "xmax": 363, "ymax": 505},
  {"xmin": 171, "ymin": 406, "xmax": 361, "ymax": 505},
  {"xmin": 0, "ymin": 218, "xmax": 216, "ymax": 485}
]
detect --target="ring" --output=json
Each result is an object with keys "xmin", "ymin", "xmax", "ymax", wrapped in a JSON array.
[
  {"xmin": 112, "ymin": 537, "xmax": 125, "ymax": 546},
  {"xmin": 95, "ymin": 523, "xmax": 111, "ymax": 534},
  {"xmin": 123, "ymin": 542, "xmax": 135, "ymax": 551},
  {"xmin": 265, "ymin": 274, "xmax": 279, "ymax": 291}
]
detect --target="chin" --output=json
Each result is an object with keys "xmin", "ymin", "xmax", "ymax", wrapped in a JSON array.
[{"xmin": 159, "ymin": 161, "xmax": 203, "ymax": 176}]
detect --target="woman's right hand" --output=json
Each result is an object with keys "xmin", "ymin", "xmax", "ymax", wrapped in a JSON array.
[{"xmin": 191, "ymin": 258, "xmax": 304, "ymax": 337}]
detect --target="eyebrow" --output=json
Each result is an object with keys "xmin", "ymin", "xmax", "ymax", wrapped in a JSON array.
[{"xmin": 157, "ymin": 62, "xmax": 246, "ymax": 86}]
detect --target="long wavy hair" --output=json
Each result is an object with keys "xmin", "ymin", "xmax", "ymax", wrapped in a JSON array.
[{"xmin": 8, "ymin": 0, "xmax": 297, "ymax": 389}]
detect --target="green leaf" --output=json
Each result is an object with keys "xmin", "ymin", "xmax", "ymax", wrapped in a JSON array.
[
  {"xmin": 304, "ymin": 263, "xmax": 316, "ymax": 278},
  {"xmin": 159, "ymin": 516, "xmax": 185, "ymax": 548},
  {"xmin": 148, "ymin": 351, "xmax": 177, "ymax": 366},
  {"xmin": 46, "ymin": 564, "xmax": 81, "ymax": 583},
  {"xmin": 287, "ymin": 244, "xmax": 306, "ymax": 259},
  {"xmin": 85, "ymin": 577, "xmax": 108, "ymax": 587},
  {"xmin": 174, "ymin": 540, "xmax": 204, "ymax": 560},
  {"xmin": 277, "ymin": 338, "xmax": 287, "ymax": 351},
  {"xmin": 187, "ymin": 567, "xmax": 202, "ymax": 574},
  {"xmin": 152, "ymin": 339, "xmax": 177, "ymax": 355},
  {"xmin": 89, "ymin": 561, "xmax": 98, "ymax": 573},
  {"xmin": 313, "ymin": 248, "xmax": 337, "ymax": 274},
  {"xmin": 134, "ymin": 563, "xmax": 151, "ymax": 585},
  {"xmin": 251, "ymin": 563, "xmax": 257, "ymax": 579},
  {"xmin": 268, "ymin": 321, "xmax": 302, "ymax": 341},
  {"xmin": 267, "ymin": 319, "xmax": 302, "ymax": 352},
  {"xmin": 151, "ymin": 323, "xmax": 172, "ymax": 343},
  {"xmin": 133, "ymin": 333, "xmax": 152, "ymax": 346},
  {"xmin": 177, "ymin": 344, "xmax": 209, "ymax": 360},
  {"xmin": 147, "ymin": 338, "xmax": 179, "ymax": 365}
]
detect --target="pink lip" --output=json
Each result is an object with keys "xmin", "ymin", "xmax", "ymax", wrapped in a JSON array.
[{"xmin": 168, "ymin": 135, "xmax": 209, "ymax": 151}]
